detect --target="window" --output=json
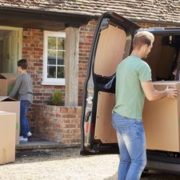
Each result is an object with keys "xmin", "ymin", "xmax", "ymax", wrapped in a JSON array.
[{"xmin": 42, "ymin": 31, "xmax": 66, "ymax": 85}]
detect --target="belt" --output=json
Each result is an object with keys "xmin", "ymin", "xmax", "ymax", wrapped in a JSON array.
[{"xmin": 27, "ymin": 92, "xmax": 33, "ymax": 95}]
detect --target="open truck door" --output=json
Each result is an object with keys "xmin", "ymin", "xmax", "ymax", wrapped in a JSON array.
[
  {"xmin": 80, "ymin": 12, "xmax": 139, "ymax": 154},
  {"xmin": 81, "ymin": 12, "xmax": 180, "ymax": 173}
]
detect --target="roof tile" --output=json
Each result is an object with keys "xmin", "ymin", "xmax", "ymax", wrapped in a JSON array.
[{"xmin": 0, "ymin": 0, "xmax": 179, "ymax": 24}]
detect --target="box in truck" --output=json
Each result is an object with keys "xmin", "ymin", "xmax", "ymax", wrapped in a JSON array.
[
  {"xmin": 0, "ymin": 111, "xmax": 16, "ymax": 164},
  {"xmin": 0, "ymin": 96, "xmax": 20, "ymax": 145},
  {"xmin": 81, "ymin": 12, "xmax": 180, "ymax": 173},
  {"xmin": 0, "ymin": 73, "xmax": 17, "ymax": 96},
  {"xmin": 143, "ymin": 82, "xmax": 180, "ymax": 152}
]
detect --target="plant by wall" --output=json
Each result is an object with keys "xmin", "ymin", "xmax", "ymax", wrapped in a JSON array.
[{"xmin": 49, "ymin": 90, "xmax": 64, "ymax": 106}]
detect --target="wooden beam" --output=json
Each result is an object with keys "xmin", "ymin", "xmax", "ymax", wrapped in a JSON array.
[
  {"xmin": 0, "ymin": 7, "xmax": 91, "ymax": 30},
  {"xmin": 65, "ymin": 27, "xmax": 79, "ymax": 106}
]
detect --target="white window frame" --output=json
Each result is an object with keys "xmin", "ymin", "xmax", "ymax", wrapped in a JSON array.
[{"xmin": 42, "ymin": 31, "xmax": 66, "ymax": 86}]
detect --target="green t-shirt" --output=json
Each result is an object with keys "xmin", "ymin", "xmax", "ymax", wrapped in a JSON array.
[{"xmin": 113, "ymin": 55, "xmax": 152, "ymax": 120}]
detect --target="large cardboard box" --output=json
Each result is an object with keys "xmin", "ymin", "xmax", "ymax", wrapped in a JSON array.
[
  {"xmin": 0, "ymin": 111, "xmax": 16, "ymax": 164},
  {"xmin": 143, "ymin": 81, "xmax": 180, "ymax": 152},
  {"xmin": 0, "ymin": 73, "xmax": 17, "ymax": 96},
  {"xmin": 0, "ymin": 96, "xmax": 20, "ymax": 145}
]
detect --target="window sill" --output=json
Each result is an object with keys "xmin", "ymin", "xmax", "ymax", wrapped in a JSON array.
[{"xmin": 42, "ymin": 80, "xmax": 65, "ymax": 86}]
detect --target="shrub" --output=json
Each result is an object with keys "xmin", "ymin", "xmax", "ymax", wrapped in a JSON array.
[{"xmin": 49, "ymin": 90, "xmax": 64, "ymax": 106}]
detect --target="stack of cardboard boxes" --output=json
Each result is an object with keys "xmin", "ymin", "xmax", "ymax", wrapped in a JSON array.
[{"xmin": 0, "ymin": 73, "xmax": 19, "ymax": 164}]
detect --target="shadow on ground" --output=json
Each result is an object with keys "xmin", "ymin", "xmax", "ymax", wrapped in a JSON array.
[{"xmin": 15, "ymin": 147, "xmax": 82, "ymax": 165}]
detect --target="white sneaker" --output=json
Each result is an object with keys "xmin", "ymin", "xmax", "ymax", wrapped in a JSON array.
[
  {"xmin": 19, "ymin": 136, "xmax": 28, "ymax": 142},
  {"xmin": 27, "ymin": 131, "xmax": 32, "ymax": 137}
]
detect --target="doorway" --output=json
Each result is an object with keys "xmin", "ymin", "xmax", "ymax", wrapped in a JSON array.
[{"xmin": 0, "ymin": 27, "xmax": 22, "ymax": 73}]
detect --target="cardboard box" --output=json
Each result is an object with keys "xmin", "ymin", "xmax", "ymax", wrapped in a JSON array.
[
  {"xmin": 0, "ymin": 111, "xmax": 16, "ymax": 164},
  {"xmin": 0, "ymin": 73, "xmax": 17, "ymax": 96},
  {"xmin": 143, "ymin": 81, "xmax": 180, "ymax": 152},
  {"xmin": 0, "ymin": 96, "xmax": 20, "ymax": 145}
]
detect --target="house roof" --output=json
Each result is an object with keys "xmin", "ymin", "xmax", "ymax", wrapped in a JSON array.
[{"xmin": 0, "ymin": 0, "xmax": 179, "ymax": 25}]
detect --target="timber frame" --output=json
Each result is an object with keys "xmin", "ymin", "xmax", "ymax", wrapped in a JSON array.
[{"xmin": 0, "ymin": 6, "xmax": 94, "ymax": 30}]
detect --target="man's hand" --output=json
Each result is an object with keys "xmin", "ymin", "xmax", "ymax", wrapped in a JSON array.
[
  {"xmin": 166, "ymin": 86, "xmax": 178, "ymax": 98},
  {"xmin": 141, "ymin": 81, "xmax": 178, "ymax": 101}
]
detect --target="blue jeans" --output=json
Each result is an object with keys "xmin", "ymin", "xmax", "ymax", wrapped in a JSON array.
[
  {"xmin": 20, "ymin": 100, "xmax": 31, "ymax": 138},
  {"xmin": 112, "ymin": 112, "xmax": 147, "ymax": 180}
]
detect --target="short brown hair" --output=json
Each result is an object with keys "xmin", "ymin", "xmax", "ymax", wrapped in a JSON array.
[
  {"xmin": 133, "ymin": 31, "xmax": 154, "ymax": 49},
  {"xmin": 17, "ymin": 59, "xmax": 28, "ymax": 69}
]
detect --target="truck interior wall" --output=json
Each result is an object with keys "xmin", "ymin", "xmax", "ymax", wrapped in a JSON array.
[
  {"xmin": 94, "ymin": 25, "xmax": 130, "ymax": 76},
  {"xmin": 94, "ymin": 92, "xmax": 116, "ymax": 143},
  {"xmin": 145, "ymin": 35, "xmax": 162, "ymax": 81},
  {"xmin": 156, "ymin": 45, "xmax": 176, "ymax": 80},
  {"xmin": 146, "ymin": 35, "xmax": 178, "ymax": 81}
]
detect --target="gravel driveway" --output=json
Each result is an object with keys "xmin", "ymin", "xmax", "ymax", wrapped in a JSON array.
[{"xmin": 0, "ymin": 148, "xmax": 179, "ymax": 180}]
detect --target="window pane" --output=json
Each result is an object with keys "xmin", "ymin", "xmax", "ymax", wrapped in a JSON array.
[
  {"xmin": 48, "ymin": 50, "xmax": 56, "ymax": 65},
  {"xmin": 48, "ymin": 37, "xmax": 56, "ymax": 49},
  {"xmin": 47, "ymin": 66, "xmax": 56, "ymax": 78},
  {"xmin": 58, "ymin": 38, "xmax": 65, "ymax": 50},
  {"xmin": 57, "ymin": 51, "xmax": 65, "ymax": 65},
  {"xmin": 57, "ymin": 66, "xmax": 64, "ymax": 78}
]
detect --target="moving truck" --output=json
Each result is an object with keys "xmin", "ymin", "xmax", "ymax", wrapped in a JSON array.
[{"xmin": 81, "ymin": 12, "xmax": 180, "ymax": 173}]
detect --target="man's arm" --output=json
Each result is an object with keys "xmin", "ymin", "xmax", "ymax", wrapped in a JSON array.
[{"xmin": 141, "ymin": 81, "xmax": 178, "ymax": 101}]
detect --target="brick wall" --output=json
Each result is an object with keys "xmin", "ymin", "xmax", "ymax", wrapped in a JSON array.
[
  {"xmin": 22, "ymin": 28, "xmax": 65, "ymax": 105},
  {"xmin": 33, "ymin": 104, "xmax": 82, "ymax": 145},
  {"xmin": 23, "ymin": 28, "xmax": 66, "ymax": 131},
  {"xmin": 22, "ymin": 24, "xmax": 97, "ymax": 106},
  {"xmin": 78, "ymin": 20, "xmax": 97, "ymax": 105}
]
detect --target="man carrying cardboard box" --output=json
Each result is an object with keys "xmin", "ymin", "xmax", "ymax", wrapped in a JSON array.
[
  {"xmin": 9, "ymin": 59, "xmax": 33, "ymax": 143},
  {"xmin": 112, "ymin": 31, "xmax": 178, "ymax": 180}
]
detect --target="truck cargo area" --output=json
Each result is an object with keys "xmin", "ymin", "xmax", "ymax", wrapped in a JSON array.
[
  {"xmin": 93, "ymin": 32, "xmax": 180, "ymax": 149},
  {"xmin": 82, "ymin": 23, "xmax": 180, "ymax": 166}
]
